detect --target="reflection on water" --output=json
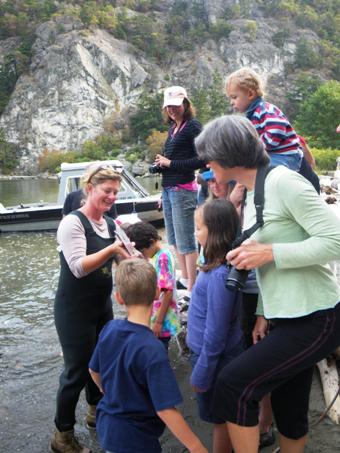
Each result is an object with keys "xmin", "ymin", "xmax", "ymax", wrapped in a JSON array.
[
  {"xmin": 0, "ymin": 232, "xmax": 58, "ymax": 332},
  {"xmin": 0, "ymin": 232, "xmax": 59, "ymax": 381},
  {"xmin": 0, "ymin": 175, "xmax": 159, "ymax": 206},
  {"xmin": 0, "ymin": 231, "xmax": 128, "ymax": 383},
  {"xmin": 0, "ymin": 178, "xmax": 59, "ymax": 206}
]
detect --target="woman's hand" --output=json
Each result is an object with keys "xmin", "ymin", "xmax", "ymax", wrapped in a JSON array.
[
  {"xmin": 226, "ymin": 240, "xmax": 274, "ymax": 270},
  {"xmin": 191, "ymin": 385, "xmax": 207, "ymax": 393},
  {"xmin": 252, "ymin": 316, "xmax": 268, "ymax": 344},
  {"xmin": 155, "ymin": 154, "xmax": 171, "ymax": 168},
  {"xmin": 229, "ymin": 183, "xmax": 246, "ymax": 214},
  {"xmin": 110, "ymin": 240, "xmax": 131, "ymax": 260}
]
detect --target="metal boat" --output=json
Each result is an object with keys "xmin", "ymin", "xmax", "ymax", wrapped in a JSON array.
[{"xmin": 0, "ymin": 160, "xmax": 162, "ymax": 232}]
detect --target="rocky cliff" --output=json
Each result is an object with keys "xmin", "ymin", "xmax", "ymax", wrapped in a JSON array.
[{"xmin": 0, "ymin": 1, "xmax": 328, "ymax": 173}]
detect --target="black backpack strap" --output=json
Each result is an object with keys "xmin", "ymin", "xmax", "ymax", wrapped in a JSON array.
[{"xmin": 232, "ymin": 165, "xmax": 274, "ymax": 247}]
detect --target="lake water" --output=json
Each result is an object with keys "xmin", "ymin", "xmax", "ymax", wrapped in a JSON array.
[{"xmin": 0, "ymin": 175, "xmax": 160, "ymax": 206}]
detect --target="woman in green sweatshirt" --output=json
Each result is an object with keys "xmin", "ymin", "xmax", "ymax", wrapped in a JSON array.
[{"xmin": 195, "ymin": 114, "xmax": 340, "ymax": 453}]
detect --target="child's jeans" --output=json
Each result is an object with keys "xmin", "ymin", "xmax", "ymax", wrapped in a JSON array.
[{"xmin": 269, "ymin": 152, "xmax": 302, "ymax": 171}]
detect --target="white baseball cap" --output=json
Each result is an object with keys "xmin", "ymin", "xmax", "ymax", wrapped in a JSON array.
[{"xmin": 163, "ymin": 86, "xmax": 189, "ymax": 108}]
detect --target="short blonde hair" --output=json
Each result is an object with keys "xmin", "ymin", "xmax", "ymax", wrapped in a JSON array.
[
  {"xmin": 82, "ymin": 163, "xmax": 122, "ymax": 193},
  {"xmin": 225, "ymin": 68, "xmax": 264, "ymax": 97},
  {"xmin": 115, "ymin": 259, "xmax": 157, "ymax": 306}
]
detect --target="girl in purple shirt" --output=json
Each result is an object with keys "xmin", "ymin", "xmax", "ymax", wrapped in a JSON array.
[{"xmin": 186, "ymin": 199, "xmax": 244, "ymax": 453}]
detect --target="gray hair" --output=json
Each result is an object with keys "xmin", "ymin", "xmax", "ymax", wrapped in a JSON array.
[{"xmin": 195, "ymin": 115, "xmax": 269, "ymax": 169}]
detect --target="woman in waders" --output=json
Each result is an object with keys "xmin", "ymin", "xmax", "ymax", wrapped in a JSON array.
[{"xmin": 51, "ymin": 165, "xmax": 130, "ymax": 453}]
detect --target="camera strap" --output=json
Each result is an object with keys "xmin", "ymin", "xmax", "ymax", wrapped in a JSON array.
[{"xmin": 232, "ymin": 164, "xmax": 274, "ymax": 248}]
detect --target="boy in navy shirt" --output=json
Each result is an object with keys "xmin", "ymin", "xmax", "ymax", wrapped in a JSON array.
[{"xmin": 89, "ymin": 259, "xmax": 207, "ymax": 453}]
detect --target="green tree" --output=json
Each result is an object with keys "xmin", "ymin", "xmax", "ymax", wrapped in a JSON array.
[
  {"xmin": 129, "ymin": 92, "xmax": 166, "ymax": 141},
  {"xmin": 295, "ymin": 80, "xmax": 340, "ymax": 149},
  {"xmin": 81, "ymin": 133, "xmax": 121, "ymax": 160},
  {"xmin": 192, "ymin": 72, "xmax": 228, "ymax": 124},
  {"xmin": 210, "ymin": 19, "xmax": 233, "ymax": 41},
  {"xmin": 208, "ymin": 72, "xmax": 228, "ymax": 118},
  {"xmin": 294, "ymin": 38, "xmax": 322, "ymax": 70},
  {"xmin": 286, "ymin": 73, "xmax": 322, "ymax": 120},
  {"xmin": 0, "ymin": 128, "xmax": 19, "ymax": 174}
]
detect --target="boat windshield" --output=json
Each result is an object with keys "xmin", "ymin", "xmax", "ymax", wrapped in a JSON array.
[{"xmin": 64, "ymin": 174, "xmax": 145, "ymax": 200}]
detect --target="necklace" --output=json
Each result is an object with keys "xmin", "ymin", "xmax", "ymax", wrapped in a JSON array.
[{"xmin": 170, "ymin": 120, "xmax": 187, "ymax": 139}]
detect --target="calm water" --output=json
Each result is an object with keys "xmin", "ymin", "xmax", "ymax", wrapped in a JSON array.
[
  {"xmin": 0, "ymin": 175, "xmax": 159, "ymax": 206},
  {"xmin": 0, "ymin": 177, "xmax": 60, "ymax": 206}
]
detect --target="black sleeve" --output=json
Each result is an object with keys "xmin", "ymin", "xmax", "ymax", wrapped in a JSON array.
[
  {"xmin": 169, "ymin": 119, "xmax": 205, "ymax": 170},
  {"xmin": 62, "ymin": 193, "xmax": 73, "ymax": 216}
]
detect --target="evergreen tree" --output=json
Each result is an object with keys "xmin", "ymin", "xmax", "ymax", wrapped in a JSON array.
[{"xmin": 295, "ymin": 80, "xmax": 340, "ymax": 149}]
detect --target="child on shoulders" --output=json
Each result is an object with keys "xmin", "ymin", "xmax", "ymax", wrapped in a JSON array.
[
  {"xmin": 89, "ymin": 259, "xmax": 207, "ymax": 453},
  {"xmin": 226, "ymin": 67, "xmax": 303, "ymax": 170},
  {"xmin": 126, "ymin": 222, "xmax": 180, "ymax": 351},
  {"xmin": 225, "ymin": 67, "xmax": 320, "ymax": 192},
  {"xmin": 186, "ymin": 199, "xmax": 245, "ymax": 453},
  {"xmin": 226, "ymin": 67, "xmax": 302, "ymax": 170}
]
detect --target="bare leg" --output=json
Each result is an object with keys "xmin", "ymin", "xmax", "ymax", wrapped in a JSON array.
[
  {"xmin": 174, "ymin": 247, "xmax": 188, "ymax": 280},
  {"xmin": 213, "ymin": 423, "xmax": 232, "ymax": 453},
  {"xmin": 184, "ymin": 251, "xmax": 198, "ymax": 291},
  {"xmin": 227, "ymin": 422, "xmax": 259, "ymax": 453},
  {"xmin": 259, "ymin": 394, "xmax": 273, "ymax": 433},
  {"xmin": 279, "ymin": 433, "xmax": 307, "ymax": 453}
]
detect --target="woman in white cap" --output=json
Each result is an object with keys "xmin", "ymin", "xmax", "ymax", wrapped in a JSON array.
[{"xmin": 151, "ymin": 86, "xmax": 205, "ymax": 292}]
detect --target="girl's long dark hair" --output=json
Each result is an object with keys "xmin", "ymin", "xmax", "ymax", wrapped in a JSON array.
[{"xmin": 199, "ymin": 199, "xmax": 239, "ymax": 272}]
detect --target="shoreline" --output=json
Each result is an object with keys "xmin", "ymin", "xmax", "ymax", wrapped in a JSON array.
[{"xmin": 0, "ymin": 174, "xmax": 58, "ymax": 180}]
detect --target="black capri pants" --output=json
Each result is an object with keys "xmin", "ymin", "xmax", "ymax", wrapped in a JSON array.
[{"xmin": 213, "ymin": 302, "xmax": 340, "ymax": 440}]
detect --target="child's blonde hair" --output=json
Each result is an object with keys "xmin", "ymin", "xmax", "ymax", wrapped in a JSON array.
[
  {"xmin": 115, "ymin": 259, "xmax": 157, "ymax": 306},
  {"xmin": 225, "ymin": 68, "xmax": 264, "ymax": 97}
]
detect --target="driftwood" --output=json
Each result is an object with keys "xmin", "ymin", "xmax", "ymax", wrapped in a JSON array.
[{"xmin": 317, "ymin": 358, "xmax": 340, "ymax": 424}]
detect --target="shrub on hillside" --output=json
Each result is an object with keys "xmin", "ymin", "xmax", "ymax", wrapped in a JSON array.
[
  {"xmin": 312, "ymin": 148, "xmax": 340, "ymax": 173},
  {"xmin": 38, "ymin": 149, "xmax": 76, "ymax": 173},
  {"xmin": 145, "ymin": 130, "xmax": 167, "ymax": 162}
]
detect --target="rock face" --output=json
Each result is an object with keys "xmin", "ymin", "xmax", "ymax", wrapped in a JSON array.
[
  {"xmin": 0, "ymin": 2, "xmax": 323, "ymax": 173},
  {"xmin": 0, "ymin": 20, "xmax": 163, "ymax": 173}
]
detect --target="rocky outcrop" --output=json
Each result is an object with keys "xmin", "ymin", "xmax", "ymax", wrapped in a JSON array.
[
  {"xmin": 0, "ymin": 18, "xmax": 164, "ymax": 173},
  {"xmin": 0, "ymin": 2, "xmax": 324, "ymax": 174}
]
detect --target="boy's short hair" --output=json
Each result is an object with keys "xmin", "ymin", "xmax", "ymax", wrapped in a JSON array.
[
  {"xmin": 225, "ymin": 67, "xmax": 264, "ymax": 97},
  {"xmin": 125, "ymin": 222, "xmax": 161, "ymax": 251},
  {"xmin": 115, "ymin": 259, "xmax": 157, "ymax": 306}
]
